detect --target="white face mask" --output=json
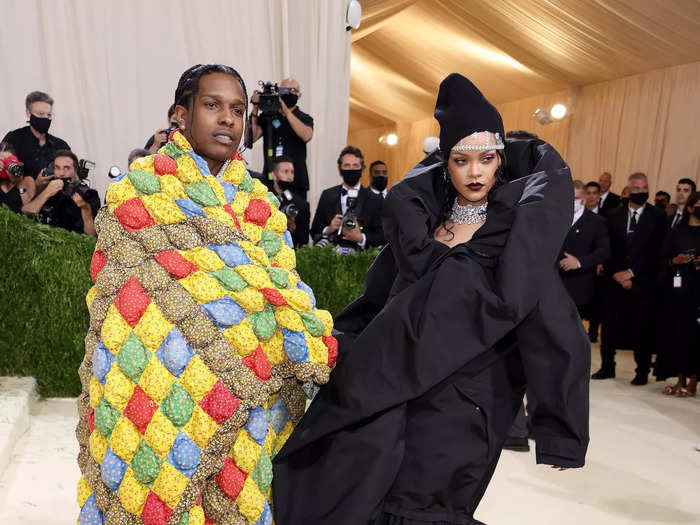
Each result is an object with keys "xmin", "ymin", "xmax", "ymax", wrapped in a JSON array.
[{"xmin": 574, "ymin": 198, "xmax": 584, "ymax": 213}]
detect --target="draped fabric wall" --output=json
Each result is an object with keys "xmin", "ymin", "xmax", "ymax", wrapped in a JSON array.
[
  {"xmin": 350, "ymin": 61, "xmax": 700, "ymax": 196},
  {"xmin": 0, "ymin": 0, "xmax": 350, "ymax": 207}
]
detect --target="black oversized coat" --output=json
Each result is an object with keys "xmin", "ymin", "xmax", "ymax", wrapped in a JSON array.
[{"xmin": 273, "ymin": 140, "xmax": 590, "ymax": 524}]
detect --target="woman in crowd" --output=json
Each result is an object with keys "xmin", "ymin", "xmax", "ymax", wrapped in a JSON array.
[
  {"xmin": 0, "ymin": 141, "xmax": 35, "ymax": 213},
  {"xmin": 661, "ymin": 191, "xmax": 700, "ymax": 397},
  {"xmin": 273, "ymin": 74, "xmax": 590, "ymax": 525}
]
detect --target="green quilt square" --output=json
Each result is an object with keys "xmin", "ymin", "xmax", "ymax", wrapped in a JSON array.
[{"xmin": 161, "ymin": 383, "xmax": 195, "ymax": 427}]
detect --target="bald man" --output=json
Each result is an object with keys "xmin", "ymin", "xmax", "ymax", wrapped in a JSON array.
[
  {"xmin": 250, "ymin": 78, "xmax": 314, "ymax": 199},
  {"xmin": 597, "ymin": 172, "xmax": 621, "ymax": 217}
]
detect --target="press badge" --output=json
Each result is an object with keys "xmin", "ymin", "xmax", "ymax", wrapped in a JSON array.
[{"xmin": 673, "ymin": 272, "xmax": 682, "ymax": 288}]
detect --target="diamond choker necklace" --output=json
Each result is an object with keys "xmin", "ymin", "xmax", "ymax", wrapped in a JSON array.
[{"xmin": 450, "ymin": 198, "xmax": 487, "ymax": 224}]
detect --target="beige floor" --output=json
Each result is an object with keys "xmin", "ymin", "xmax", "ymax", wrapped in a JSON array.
[{"xmin": 0, "ymin": 346, "xmax": 698, "ymax": 524}]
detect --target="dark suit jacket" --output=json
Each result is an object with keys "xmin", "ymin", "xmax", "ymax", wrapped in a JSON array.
[
  {"xmin": 310, "ymin": 184, "xmax": 385, "ymax": 248},
  {"xmin": 606, "ymin": 203, "xmax": 667, "ymax": 291},
  {"xmin": 559, "ymin": 209, "xmax": 610, "ymax": 305},
  {"xmin": 599, "ymin": 191, "xmax": 621, "ymax": 218}
]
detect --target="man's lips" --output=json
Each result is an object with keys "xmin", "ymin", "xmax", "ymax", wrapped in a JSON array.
[
  {"xmin": 467, "ymin": 183, "xmax": 484, "ymax": 191},
  {"xmin": 213, "ymin": 131, "xmax": 235, "ymax": 145}
]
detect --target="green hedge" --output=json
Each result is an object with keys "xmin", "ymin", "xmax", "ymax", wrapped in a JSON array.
[{"xmin": 0, "ymin": 207, "xmax": 376, "ymax": 397}]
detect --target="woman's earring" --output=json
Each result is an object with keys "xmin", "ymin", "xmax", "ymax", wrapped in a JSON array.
[{"xmin": 443, "ymin": 166, "xmax": 449, "ymax": 182}]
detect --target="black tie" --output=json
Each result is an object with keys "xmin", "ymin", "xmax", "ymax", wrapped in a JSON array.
[
  {"xmin": 629, "ymin": 210, "xmax": 638, "ymax": 233},
  {"xmin": 341, "ymin": 187, "xmax": 348, "ymax": 196},
  {"xmin": 672, "ymin": 211, "xmax": 681, "ymax": 228}
]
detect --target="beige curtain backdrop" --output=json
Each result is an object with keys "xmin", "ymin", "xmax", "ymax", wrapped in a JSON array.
[
  {"xmin": 0, "ymin": 0, "xmax": 351, "ymax": 207},
  {"xmin": 349, "ymin": 61, "xmax": 700, "ymax": 196}
]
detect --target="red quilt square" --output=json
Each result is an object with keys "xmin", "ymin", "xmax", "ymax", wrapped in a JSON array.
[
  {"xmin": 261, "ymin": 288, "xmax": 286, "ymax": 306},
  {"xmin": 114, "ymin": 276, "xmax": 151, "ymax": 327},
  {"xmin": 323, "ymin": 336, "xmax": 338, "ymax": 368},
  {"xmin": 153, "ymin": 154, "xmax": 177, "ymax": 175},
  {"xmin": 124, "ymin": 385, "xmax": 158, "ymax": 434},
  {"xmin": 216, "ymin": 457, "xmax": 247, "ymax": 501},
  {"xmin": 242, "ymin": 346, "xmax": 271, "ymax": 380},
  {"xmin": 114, "ymin": 197, "xmax": 156, "ymax": 232},
  {"xmin": 141, "ymin": 491, "xmax": 172, "ymax": 525},
  {"xmin": 223, "ymin": 205, "xmax": 242, "ymax": 231},
  {"xmin": 243, "ymin": 199, "xmax": 271, "ymax": 227},
  {"xmin": 154, "ymin": 250, "xmax": 198, "ymax": 279},
  {"xmin": 90, "ymin": 250, "xmax": 107, "ymax": 282},
  {"xmin": 87, "ymin": 408, "xmax": 95, "ymax": 432},
  {"xmin": 199, "ymin": 381, "xmax": 241, "ymax": 424}
]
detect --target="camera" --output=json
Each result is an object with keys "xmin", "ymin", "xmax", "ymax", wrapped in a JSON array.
[
  {"xmin": 338, "ymin": 188, "xmax": 359, "ymax": 236},
  {"xmin": 77, "ymin": 158, "xmax": 95, "ymax": 179},
  {"xmin": 257, "ymin": 81, "xmax": 295, "ymax": 117},
  {"xmin": 313, "ymin": 189, "xmax": 361, "ymax": 253},
  {"xmin": 44, "ymin": 160, "xmax": 99, "ymax": 201},
  {"xmin": 279, "ymin": 189, "xmax": 299, "ymax": 218},
  {"xmin": 0, "ymin": 154, "xmax": 24, "ymax": 180}
]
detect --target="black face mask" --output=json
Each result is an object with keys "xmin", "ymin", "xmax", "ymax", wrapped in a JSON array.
[
  {"xmin": 371, "ymin": 176, "xmax": 388, "ymax": 192},
  {"xmin": 281, "ymin": 94, "xmax": 298, "ymax": 108},
  {"xmin": 341, "ymin": 168, "xmax": 362, "ymax": 187},
  {"xmin": 29, "ymin": 114, "xmax": 51, "ymax": 134},
  {"xmin": 278, "ymin": 180, "xmax": 295, "ymax": 192},
  {"xmin": 629, "ymin": 192, "xmax": 649, "ymax": 205},
  {"xmin": 693, "ymin": 207, "xmax": 700, "ymax": 219}
]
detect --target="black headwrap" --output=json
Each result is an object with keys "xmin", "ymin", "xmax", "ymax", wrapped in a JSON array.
[{"xmin": 434, "ymin": 73, "xmax": 505, "ymax": 154}]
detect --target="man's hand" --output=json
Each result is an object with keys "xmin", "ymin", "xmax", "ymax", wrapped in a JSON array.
[
  {"xmin": 251, "ymin": 91, "xmax": 260, "ymax": 112},
  {"xmin": 672, "ymin": 253, "xmax": 695, "ymax": 265},
  {"xmin": 620, "ymin": 279, "xmax": 633, "ymax": 290},
  {"xmin": 286, "ymin": 215, "xmax": 297, "ymax": 233},
  {"xmin": 153, "ymin": 130, "xmax": 168, "ymax": 145},
  {"xmin": 44, "ymin": 179, "xmax": 64, "ymax": 198},
  {"xmin": 327, "ymin": 214, "xmax": 343, "ymax": 234},
  {"xmin": 36, "ymin": 168, "xmax": 53, "ymax": 188},
  {"xmin": 613, "ymin": 270, "xmax": 632, "ymax": 284},
  {"xmin": 559, "ymin": 252, "xmax": 580, "ymax": 272},
  {"xmin": 72, "ymin": 192, "xmax": 90, "ymax": 209},
  {"xmin": 341, "ymin": 223, "xmax": 363, "ymax": 244}
]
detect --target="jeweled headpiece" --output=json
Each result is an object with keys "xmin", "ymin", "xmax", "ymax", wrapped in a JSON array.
[{"xmin": 451, "ymin": 131, "xmax": 504, "ymax": 151}]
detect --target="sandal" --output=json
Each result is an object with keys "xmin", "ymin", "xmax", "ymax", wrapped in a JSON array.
[
  {"xmin": 663, "ymin": 384, "xmax": 678, "ymax": 395},
  {"xmin": 675, "ymin": 386, "xmax": 697, "ymax": 398}
]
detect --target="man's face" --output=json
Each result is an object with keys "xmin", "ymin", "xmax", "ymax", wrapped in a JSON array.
[
  {"xmin": 585, "ymin": 186, "xmax": 600, "ymax": 206},
  {"xmin": 54, "ymin": 156, "xmax": 77, "ymax": 181},
  {"xmin": 654, "ymin": 195, "xmax": 669, "ymax": 209},
  {"xmin": 26, "ymin": 101, "xmax": 53, "ymax": 120},
  {"xmin": 274, "ymin": 161, "xmax": 294, "ymax": 183},
  {"xmin": 339, "ymin": 154, "xmax": 363, "ymax": 172},
  {"xmin": 174, "ymin": 72, "xmax": 245, "ymax": 170},
  {"xmin": 280, "ymin": 78, "xmax": 301, "ymax": 98},
  {"xmin": 574, "ymin": 186, "xmax": 585, "ymax": 201},
  {"xmin": 370, "ymin": 163, "xmax": 388, "ymax": 178},
  {"xmin": 628, "ymin": 177, "xmax": 648, "ymax": 195},
  {"xmin": 676, "ymin": 183, "xmax": 693, "ymax": 206},
  {"xmin": 599, "ymin": 173, "xmax": 612, "ymax": 193}
]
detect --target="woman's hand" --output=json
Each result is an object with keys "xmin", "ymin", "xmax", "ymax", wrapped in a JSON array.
[{"xmin": 672, "ymin": 253, "xmax": 694, "ymax": 265}]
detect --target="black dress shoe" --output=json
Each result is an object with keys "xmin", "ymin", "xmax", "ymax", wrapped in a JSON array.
[
  {"xmin": 503, "ymin": 436, "xmax": 530, "ymax": 452},
  {"xmin": 591, "ymin": 368, "xmax": 615, "ymax": 379},
  {"xmin": 630, "ymin": 374, "xmax": 648, "ymax": 386}
]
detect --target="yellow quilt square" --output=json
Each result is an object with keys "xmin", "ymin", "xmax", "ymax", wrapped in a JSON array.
[
  {"xmin": 280, "ymin": 289, "xmax": 312, "ymax": 312},
  {"xmin": 89, "ymin": 429, "xmax": 109, "ymax": 463},
  {"xmin": 179, "ymin": 355, "xmax": 217, "ymax": 401},
  {"xmin": 261, "ymin": 330, "xmax": 285, "ymax": 367},
  {"xmin": 203, "ymin": 206, "xmax": 238, "ymax": 231},
  {"xmin": 144, "ymin": 410, "xmax": 179, "ymax": 458},
  {"xmin": 105, "ymin": 177, "xmax": 138, "ymax": 211},
  {"xmin": 138, "ymin": 358, "xmax": 175, "ymax": 405},
  {"xmin": 235, "ymin": 265, "xmax": 273, "ymax": 289},
  {"xmin": 274, "ymin": 421, "xmax": 295, "ymax": 456},
  {"xmin": 238, "ymin": 241, "xmax": 270, "ymax": 266},
  {"xmin": 308, "ymin": 336, "xmax": 328, "ymax": 366},
  {"xmin": 158, "ymin": 174, "xmax": 187, "ymax": 199},
  {"xmin": 152, "ymin": 462, "xmax": 189, "ymax": 509},
  {"xmin": 133, "ymin": 303, "xmax": 174, "ymax": 352},
  {"xmin": 183, "ymin": 405, "xmax": 218, "ymax": 449},
  {"xmin": 86, "ymin": 285, "xmax": 98, "ymax": 308},
  {"xmin": 241, "ymin": 222, "xmax": 262, "ymax": 244},
  {"xmin": 250, "ymin": 179, "xmax": 268, "ymax": 199},
  {"xmin": 103, "ymin": 367, "xmax": 135, "ymax": 412},
  {"xmin": 265, "ymin": 210, "xmax": 288, "ymax": 234},
  {"xmin": 272, "ymin": 245, "xmax": 296, "ymax": 271},
  {"xmin": 109, "ymin": 417, "xmax": 141, "ymax": 462},
  {"xmin": 316, "ymin": 309, "xmax": 333, "ymax": 337},
  {"xmin": 188, "ymin": 505, "xmax": 205, "ymax": 525},
  {"xmin": 178, "ymin": 271, "xmax": 227, "ymax": 304},
  {"xmin": 231, "ymin": 191, "xmax": 250, "ymax": 216},
  {"xmin": 175, "ymin": 155, "xmax": 199, "ymax": 184},
  {"xmin": 89, "ymin": 376, "xmax": 103, "ymax": 408},
  {"xmin": 203, "ymin": 176, "xmax": 226, "ymax": 205},
  {"xmin": 232, "ymin": 429, "xmax": 262, "ymax": 474},
  {"xmin": 141, "ymin": 193, "xmax": 187, "ymax": 225},
  {"xmin": 274, "ymin": 306, "xmax": 305, "ymax": 332},
  {"xmin": 117, "ymin": 467, "xmax": 149, "ymax": 515},
  {"xmin": 182, "ymin": 247, "xmax": 225, "ymax": 272},
  {"xmin": 263, "ymin": 425, "xmax": 277, "ymax": 459},
  {"xmin": 129, "ymin": 155, "xmax": 154, "ymax": 173},
  {"xmin": 223, "ymin": 319, "xmax": 259, "ymax": 357},
  {"xmin": 220, "ymin": 160, "xmax": 247, "ymax": 185},
  {"xmin": 231, "ymin": 286, "xmax": 266, "ymax": 313},
  {"xmin": 77, "ymin": 475, "xmax": 92, "ymax": 507},
  {"xmin": 236, "ymin": 476, "xmax": 265, "ymax": 522},
  {"xmin": 101, "ymin": 305, "xmax": 132, "ymax": 354}
]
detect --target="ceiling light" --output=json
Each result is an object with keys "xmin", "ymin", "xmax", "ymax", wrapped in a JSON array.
[
  {"xmin": 551, "ymin": 104, "xmax": 567, "ymax": 120},
  {"xmin": 378, "ymin": 136, "xmax": 385, "ymax": 143},
  {"xmin": 386, "ymin": 133, "xmax": 398, "ymax": 146}
]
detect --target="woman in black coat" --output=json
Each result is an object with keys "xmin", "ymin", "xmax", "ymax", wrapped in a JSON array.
[{"xmin": 272, "ymin": 74, "xmax": 590, "ymax": 525}]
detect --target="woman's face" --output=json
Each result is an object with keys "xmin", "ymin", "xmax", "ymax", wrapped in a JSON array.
[
  {"xmin": 447, "ymin": 133, "xmax": 501, "ymax": 206},
  {"xmin": 174, "ymin": 72, "xmax": 245, "ymax": 173}
]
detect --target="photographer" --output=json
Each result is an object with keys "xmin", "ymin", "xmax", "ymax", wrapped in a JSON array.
[
  {"xmin": 271, "ymin": 155, "xmax": 310, "ymax": 247},
  {"xmin": 0, "ymin": 142, "xmax": 36, "ymax": 213},
  {"xmin": 310, "ymin": 146, "xmax": 384, "ymax": 251},
  {"xmin": 2, "ymin": 91, "xmax": 71, "ymax": 181},
  {"xmin": 249, "ymin": 78, "xmax": 313, "ymax": 198},
  {"xmin": 22, "ymin": 150, "xmax": 100, "ymax": 236},
  {"xmin": 144, "ymin": 104, "xmax": 179, "ymax": 154}
]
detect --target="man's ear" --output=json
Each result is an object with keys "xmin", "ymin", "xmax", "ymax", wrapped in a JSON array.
[
  {"xmin": 25, "ymin": 108, "xmax": 31, "ymax": 120},
  {"xmin": 173, "ymin": 104, "xmax": 189, "ymax": 130}
]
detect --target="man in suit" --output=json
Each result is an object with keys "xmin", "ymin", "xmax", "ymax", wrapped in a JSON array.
[
  {"xmin": 592, "ymin": 172, "xmax": 667, "ymax": 385},
  {"xmin": 585, "ymin": 181, "xmax": 602, "ymax": 214},
  {"xmin": 560, "ymin": 180, "xmax": 610, "ymax": 316},
  {"xmin": 598, "ymin": 172, "xmax": 622, "ymax": 217},
  {"xmin": 668, "ymin": 178, "xmax": 697, "ymax": 229},
  {"xmin": 310, "ymin": 146, "xmax": 384, "ymax": 250},
  {"xmin": 270, "ymin": 155, "xmax": 310, "ymax": 247},
  {"xmin": 368, "ymin": 160, "xmax": 389, "ymax": 199}
]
